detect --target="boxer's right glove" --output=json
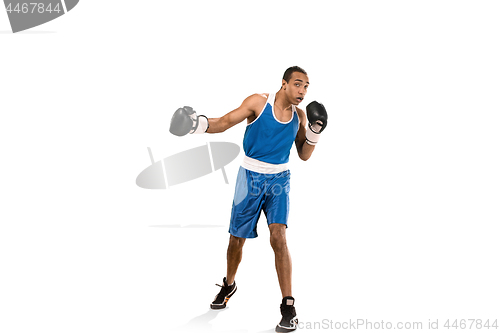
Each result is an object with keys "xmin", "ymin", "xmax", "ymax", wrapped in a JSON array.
[
  {"xmin": 305, "ymin": 101, "xmax": 328, "ymax": 145},
  {"xmin": 169, "ymin": 106, "xmax": 209, "ymax": 136}
]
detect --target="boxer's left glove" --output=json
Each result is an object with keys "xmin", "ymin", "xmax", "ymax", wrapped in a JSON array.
[
  {"xmin": 305, "ymin": 101, "xmax": 328, "ymax": 145},
  {"xmin": 169, "ymin": 106, "xmax": 209, "ymax": 136}
]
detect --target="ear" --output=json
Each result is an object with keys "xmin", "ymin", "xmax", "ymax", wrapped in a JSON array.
[{"xmin": 282, "ymin": 79, "xmax": 287, "ymax": 90}]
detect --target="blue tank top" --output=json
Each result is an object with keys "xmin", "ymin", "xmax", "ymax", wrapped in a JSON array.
[{"xmin": 243, "ymin": 93, "xmax": 299, "ymax": 164}]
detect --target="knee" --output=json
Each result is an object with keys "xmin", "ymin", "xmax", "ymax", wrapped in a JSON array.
[
  {"xmin": 270, "ymin": 228, "xmax": 287, "ymax": 251},
  {"xmin": 229, "ymin": 235, "xmax": 245, "ymax": 251}
]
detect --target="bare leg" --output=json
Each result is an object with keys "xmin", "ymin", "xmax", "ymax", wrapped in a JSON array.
[
  {"xmin": 226, "ymin": 235, "xmax": 245, "ymax": 285},
  {"xmin": 269, "ymin": 223, "xmax": 292, "ymax": 298}
]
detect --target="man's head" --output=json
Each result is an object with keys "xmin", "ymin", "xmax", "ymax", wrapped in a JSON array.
[{"xmin": 281, "ymin": 66, "xmax": 309, "ymax": 105}]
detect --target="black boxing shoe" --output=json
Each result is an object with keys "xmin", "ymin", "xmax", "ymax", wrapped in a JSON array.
[
  {"xmin": 210, "ymin": 277, "xmax": 237, "ymax": 310},
  {"xmin": 276, "ymin": 296, "xmax": 298, "ymax": 332}
]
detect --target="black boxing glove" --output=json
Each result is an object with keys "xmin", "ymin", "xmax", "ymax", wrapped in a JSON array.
[{"xmin": 305, "ymin": 101, "xmax": 328, "ymax": 145}]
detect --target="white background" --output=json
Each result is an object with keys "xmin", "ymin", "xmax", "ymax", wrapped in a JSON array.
[{"xmin": 1, "ymin": 1, "xmax": 499, "ymax": 332}]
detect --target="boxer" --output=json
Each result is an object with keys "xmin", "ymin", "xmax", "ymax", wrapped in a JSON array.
[{"xmin": 170, "ymin": 66, "xmax": 328, "ymax": 332}]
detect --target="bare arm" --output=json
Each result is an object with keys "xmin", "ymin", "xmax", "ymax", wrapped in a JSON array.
[
  {"xmin": 206, "ymin": 94, "xmax": 266, "ymax": 133},
  {"xmin": 295, "ymin": 107, "xmax": 315, "ymax": 161}
]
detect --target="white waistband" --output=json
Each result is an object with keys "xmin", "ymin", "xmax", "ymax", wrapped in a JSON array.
[{"xmin": 241, "ymin": 155, "xmax": 289, "ymax": 174}]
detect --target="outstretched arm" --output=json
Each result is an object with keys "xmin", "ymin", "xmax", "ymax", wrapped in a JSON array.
[
  {"xmin": 169, "ymin": 94, "xmax": 267, "ymax": 136},
  {"xmin": 206, "ymin": 94, "xmax": 264, "ymax": 133}
]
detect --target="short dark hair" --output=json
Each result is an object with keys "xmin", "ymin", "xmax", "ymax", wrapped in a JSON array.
[{"xmin": 283, "ymin": 66, "xmax": 307, "ymax": 83}]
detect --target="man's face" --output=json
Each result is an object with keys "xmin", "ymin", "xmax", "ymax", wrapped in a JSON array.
[{"xmin": 283, "ymin": 72, "xmax": 309, "ymax": 105}]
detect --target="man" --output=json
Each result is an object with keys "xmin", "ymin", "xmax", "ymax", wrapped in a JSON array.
[{"xmin": 169, "ymin": 66, "xmax": 328, "ymax": 332}]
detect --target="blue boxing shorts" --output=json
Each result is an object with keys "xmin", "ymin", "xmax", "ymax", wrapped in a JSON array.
[{"xmin": 229, "ymin": 166, "xmax": 291, "ymax": 239}]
